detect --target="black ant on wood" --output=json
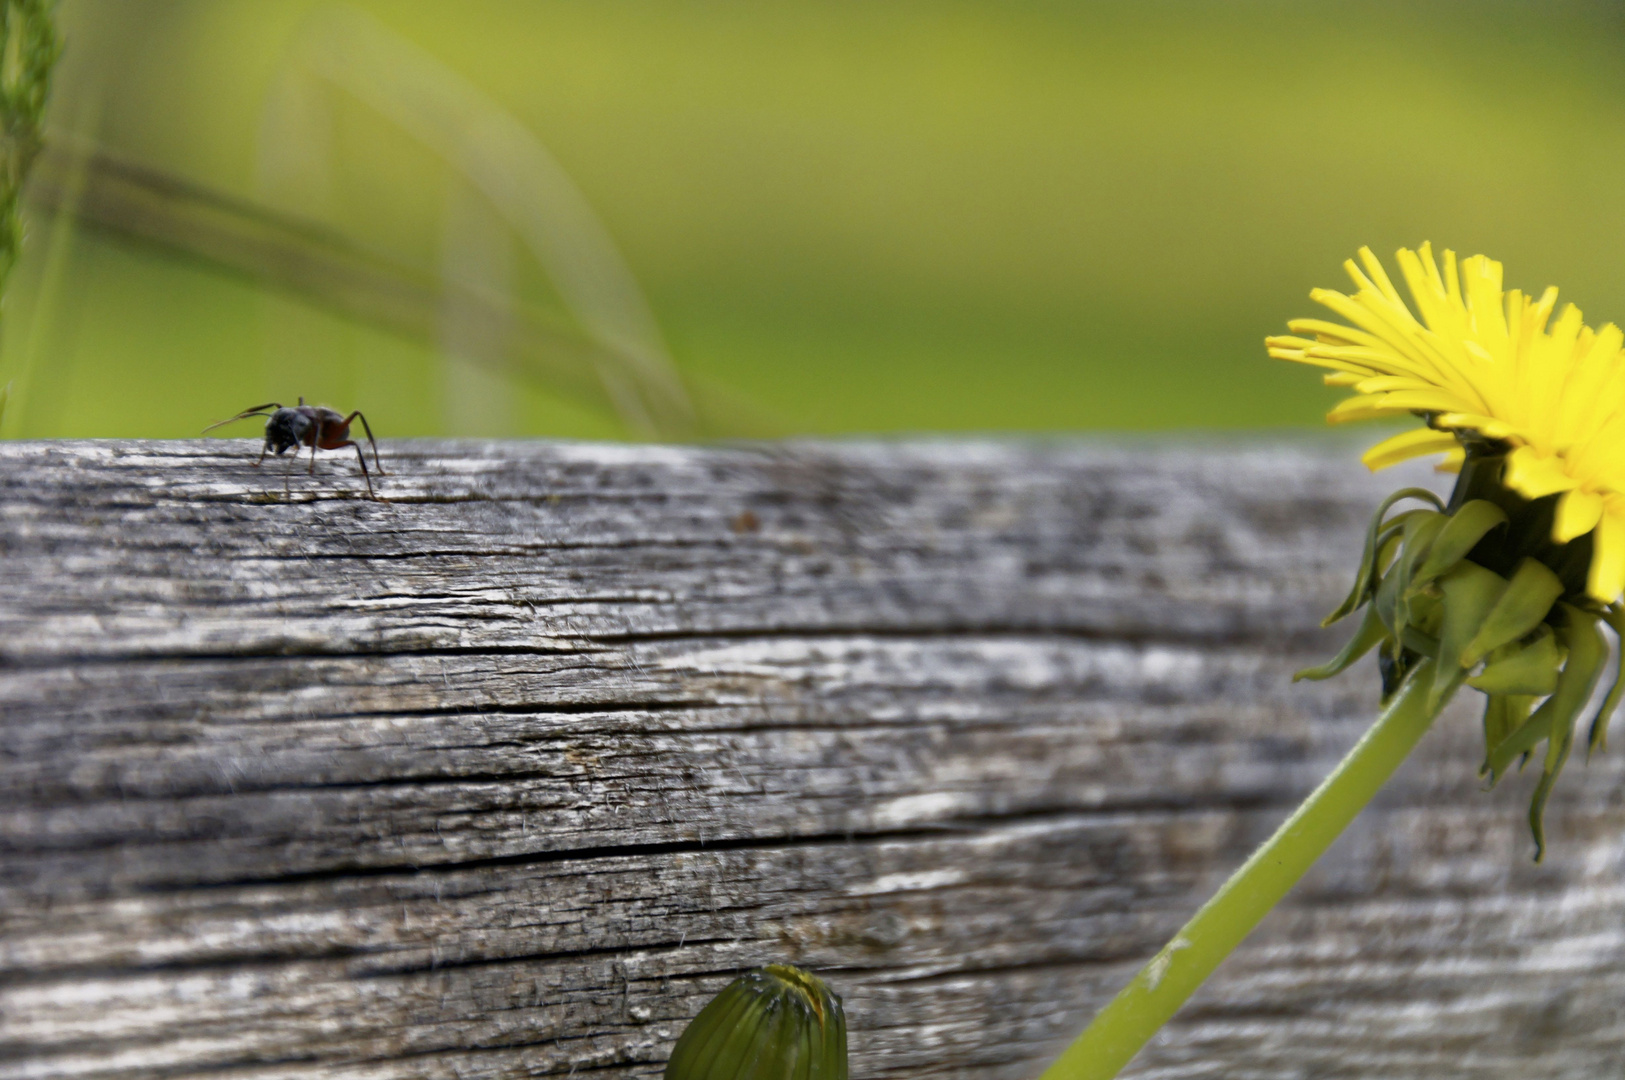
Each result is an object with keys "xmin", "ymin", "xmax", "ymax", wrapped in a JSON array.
[{"xmin": 204, "ymin": 397, "xmax": 385, "ymax": 498}]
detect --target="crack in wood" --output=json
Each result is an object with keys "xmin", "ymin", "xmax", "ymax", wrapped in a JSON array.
[{"xmin": 4, "ymin": 440, "xmax": 1623, "ymax": 1079}]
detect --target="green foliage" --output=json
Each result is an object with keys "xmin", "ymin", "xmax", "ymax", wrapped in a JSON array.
[
  {"xmin": 0, "ymin": 0, "xmax": 57, "ymax": 295},
  {"xmin": 15, "ymin": 3, "xmax": 1625, "ymax": 437}
]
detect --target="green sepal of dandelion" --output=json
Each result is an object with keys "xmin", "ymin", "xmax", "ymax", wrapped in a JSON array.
[
  {"xmin": 1298, "ymin": 447, "xmax": 1625, "ymax": 860},
  {"xmin": 665, "ymin": 964, "xmax": 848, "ymax": 1080}
]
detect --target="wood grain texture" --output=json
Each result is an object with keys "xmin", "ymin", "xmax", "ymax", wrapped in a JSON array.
[{"xmin": 1, "ymin": 438, "xmax": 1621, "ymax": 1080}]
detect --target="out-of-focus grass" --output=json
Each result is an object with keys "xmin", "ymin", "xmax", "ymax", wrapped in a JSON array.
[{"xmin": 5, "ymin": 1, "xmax": 1625, "ymax": 439}]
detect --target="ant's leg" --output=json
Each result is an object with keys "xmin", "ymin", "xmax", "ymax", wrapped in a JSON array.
[
  {"xmin": 344, "ymin": 411, "xmax": 385, "ymax": 475},
  {"xmin": 308, "ymin": 417, "xmax": 324, "ymax": 475},
  {"xmin": 341, "ymin": 440, "xmax": 377, "ymax": 498},
  {"xmin": 284, "ymin": 449, "xmax": 298, "ymax": 497},
  {"xmin": 255, "ymin": 442, "xmax": 268, "ymax": 467}
]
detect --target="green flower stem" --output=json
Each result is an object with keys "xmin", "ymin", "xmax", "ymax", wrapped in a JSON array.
[{"xmin": 1039, "ymin": 659, "xmax": 1448, "ymax": 1080}]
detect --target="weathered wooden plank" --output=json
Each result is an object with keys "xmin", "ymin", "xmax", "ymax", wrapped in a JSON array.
[{"xmin": 2, "ymin": 439, "xmax": 1622, "ymax": 1080}]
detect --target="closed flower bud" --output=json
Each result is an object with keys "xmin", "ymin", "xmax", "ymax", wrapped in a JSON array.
[{"xmin": 665, "ymin": 965, "xmax": 848, "ymax": 1080}]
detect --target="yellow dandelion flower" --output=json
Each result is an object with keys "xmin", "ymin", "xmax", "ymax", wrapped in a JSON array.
[
  {"xmin": 1268, "ymin": 244, "xmax": 1625, "ymax": 604},
  {"xmin": 1049, "ymin": 248, "xmax": 1625, "ymax": 1080}
]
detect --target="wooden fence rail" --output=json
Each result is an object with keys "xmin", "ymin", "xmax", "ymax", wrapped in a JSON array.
[{"xmin": 2, "ymin": 439, "xmax": 1621, "ymax": 1080}]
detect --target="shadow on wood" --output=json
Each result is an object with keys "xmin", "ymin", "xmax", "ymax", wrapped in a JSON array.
[{"xmin": 1, "ymin": 439, "xmax": 1621, "ymax": 1079}]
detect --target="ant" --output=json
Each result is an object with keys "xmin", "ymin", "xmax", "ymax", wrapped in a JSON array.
[{"xmin": 204, "ymin": 397, "xmax": 385, "ymax": 498}]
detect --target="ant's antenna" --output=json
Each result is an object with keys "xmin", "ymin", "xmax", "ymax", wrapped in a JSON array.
[{"xmin": 202, "ymin": 402, "xmax": 283, "ymax": 434}]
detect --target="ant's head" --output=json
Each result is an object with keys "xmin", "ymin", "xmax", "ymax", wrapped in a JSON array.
[{"xmin": 263, "ymin": 407, "xmax": 311, "ymax": 456}]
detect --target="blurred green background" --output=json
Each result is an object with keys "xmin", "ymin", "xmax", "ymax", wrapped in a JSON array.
[{"xmin": 4, "ymin": 0, "xmax": 1625, "ymax": 440}]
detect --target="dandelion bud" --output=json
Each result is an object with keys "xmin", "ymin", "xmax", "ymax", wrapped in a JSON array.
[{"xmin": 665, "ymin": 965, "xmax": 848, "ymax": 1080}]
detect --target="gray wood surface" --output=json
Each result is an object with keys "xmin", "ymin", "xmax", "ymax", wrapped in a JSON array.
[{"xmin": 2, "ymin": 438, "xmax": 1621, "ymax": 1080}]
